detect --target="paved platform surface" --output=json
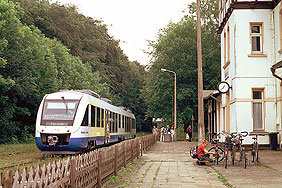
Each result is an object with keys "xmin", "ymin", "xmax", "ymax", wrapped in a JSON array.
[
  {"xmin": 131, "ymin": 141, "xmax": 226, "ymax": 188},
  {"xmin": 211, "ymin": 143, "xmax": 282, "ymax": 188},
  {"xmin": 123, "ymin": 141, "xmax": 282, "ymax": 188}
]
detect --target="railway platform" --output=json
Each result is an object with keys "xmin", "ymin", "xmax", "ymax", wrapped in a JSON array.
[{"xmin": 117, "ymin": 141, "xmax": 226, "ymax": 188}]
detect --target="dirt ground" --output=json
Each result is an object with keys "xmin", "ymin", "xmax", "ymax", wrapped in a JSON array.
[
  {"xmin": 103, "ymin": 141, "xmax": 282, "ymax": 188},
  {"xmin": 205, "ymin": 145, "xmax": 282, "ymax": 188}
]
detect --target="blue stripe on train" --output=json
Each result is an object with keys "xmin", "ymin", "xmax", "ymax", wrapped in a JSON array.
[{"xmin": 35, "ymin": 135, "xmax": 120, "ymax": 152}]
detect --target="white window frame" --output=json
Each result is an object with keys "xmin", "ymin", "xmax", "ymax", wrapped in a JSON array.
[
  {"xmin": 252, "ymin": 89, "xmax": 264, "ymax": 131},
  {"xmin": 250, "ymin": 22, "xmax": 263, "ymax": 54}
]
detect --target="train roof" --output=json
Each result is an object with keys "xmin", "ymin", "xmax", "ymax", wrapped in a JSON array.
[{"xmin": 45, "ymin": 90, "xmax": 135, "ymax": 118}]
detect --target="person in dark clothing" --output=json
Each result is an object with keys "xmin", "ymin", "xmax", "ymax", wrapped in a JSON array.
[
  {"xmin": 165, "ymin": 125, "xmax": 171, "ymax": 133},
  {"xmin": 186, "ymin": 125, "xmax": 192, "ymax": 142}
]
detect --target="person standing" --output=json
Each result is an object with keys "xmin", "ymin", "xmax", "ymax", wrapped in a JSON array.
[
  {"xmin": 165, "ymin": 125, "xmax": 171, "ymax": 133},
  {"xmin": 160, "ymin": 126, "xmax": 165, "ymax": 141},
  {"xmin": 170, "ymin": 126, "xmax": 175, "ymax": 142},
  {"xmin": 187, "ymin": 125, "xmax": 192, "ymax": 142},
  {"xmin": 152, "ymin": 126, "xmax": 158, "ymax": 135}
]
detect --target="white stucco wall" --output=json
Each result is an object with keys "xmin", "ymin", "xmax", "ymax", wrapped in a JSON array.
[{"xmin": 219, "ymin": 7, "xmax": 280, "ymax": 144}]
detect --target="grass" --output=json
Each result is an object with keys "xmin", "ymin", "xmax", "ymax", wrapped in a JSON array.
[
  {"xmin": 104, "ymin": 159, "xmax": 147, "ymax": 188},
  {"xmin": 211, "ymin": 166, "xmax": 236, "ymax": 188},
  {"xmin": 136, "ymin": 131, "xmax": 152, "ymax": 137},
  {"xmin": 0, "ymin": 142, "xmax": 65, "ymax": 173},
  {"xmin": 260, "ymin": 163, "xmax": 277, "ymax": 171},
  {"xmin": 0, "ymin": 143, "xmax": 38, "ymax": 154}
]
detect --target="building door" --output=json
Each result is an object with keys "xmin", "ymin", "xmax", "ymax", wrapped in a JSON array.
[{"xmin": 253, "ymin": 90, "xmax": 264, "ymax": 131}]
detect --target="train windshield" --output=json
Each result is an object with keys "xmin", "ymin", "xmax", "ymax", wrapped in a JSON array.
[{"xmin": 41, "ymin": 100, "xmax": 79, "ymax": 126}]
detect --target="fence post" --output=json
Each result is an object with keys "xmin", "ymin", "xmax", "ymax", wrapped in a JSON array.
[
  {"xmin": 2, "ymin": 170, "xmax": 13, "ymax": 188},
  {"xmin": 123, "ymin": 142, "xmax": 126, "ymax": 168},
  {"xmin": 114, "ymin": 145, "xmax": 118, "ymax": 176},
  {"xmin": 98, "ymin": 150, "xmax": 102, "ymax": 188},
  {"xmin": 140, "ymin": 139, "xmax": 143, "ymax": 156},
  {"xmin": 131, "ymin": 140, "xmax": 134, "ymax": 162},
  {"xmin": 70, "ymin": 159, "xmax": 76, "ymax": 187},
  {"xmin": 136, "ymin": 139, "xmax": 139, "ymax": 159}
]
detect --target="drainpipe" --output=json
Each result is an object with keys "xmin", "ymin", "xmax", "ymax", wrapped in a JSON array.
[
  {"xmin": 271, "ymin": 10, "xmax": 281, "ymax": 145},
  {"xmin": 270, "ymin": 66, "xmax": 282, "ymax": 81}
]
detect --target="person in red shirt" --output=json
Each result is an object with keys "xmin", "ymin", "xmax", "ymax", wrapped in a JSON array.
[
  {"xmin": 197, "ymin": 140, "xmax": 215, "ymax": 164},
  {"xmin": 186, "ymin": 125, "xmax": 192, "ymax": 142}
]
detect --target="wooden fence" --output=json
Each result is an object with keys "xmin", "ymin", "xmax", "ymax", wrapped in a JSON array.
[{"xmin": 0, "ymin": 134, "xmax": 158, "ymax": 188}]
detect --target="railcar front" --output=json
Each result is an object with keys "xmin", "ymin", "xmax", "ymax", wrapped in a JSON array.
[{"xmin": 35, "ymin": 91, "xmax": 90, "ymax": 154}]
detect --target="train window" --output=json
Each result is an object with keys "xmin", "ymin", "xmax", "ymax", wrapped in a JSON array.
[
  {"xmin": 101, "ymin": 109, "xmax": 104, "ymax": 127},
  {"xmin": 91, "ymin": 105, "xmax": 95, "ymax": 127},
  {"xmin": 112, "ymin": 113, "xmax": 115, "ymax": 133},
  {"xmin": 133, "ymin": 119, "xmax": 136, "ymax": 129},
  {"xmin": 118, "ymin": 114, "xmax": 121, "ymax": 128},
  {"xmin": 122, "ymin": 115, "xmax": 125, "ymax": 129},
  {"xmin": 110, "ymin": 111, "xmax": 113, "ymax": 133},
  {"xmin": 113, "ymin": 113, "xmax": 117, "ymax": 133},
  {"xmin": 126, "ymin": 117, "xmax": 128, "ymax": 131},
  {"xmin": 97, "ymin": 107, "xmax": 101, "ymax": 127},
  {"xmin": 81, "ymin": 106, "xmax": 89, "ymax": 126},
  {"xmin": 130, "ymin": 118, "xmax": 132, "ymax": 131},
  {"xmin": 128, "ymin": 117, "xmax": 130, "ymax": 132},
  {"xmin": 115, "ymin": 113, "xmax": 117, "ymax": 133}
]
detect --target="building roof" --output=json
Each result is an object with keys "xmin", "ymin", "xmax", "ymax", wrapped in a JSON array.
[
  {"xmin": 152, "ymin": 118, "xmax": 163, "ymax": 123},
  {"xmin": 203, "ymin": 90, "xmax": 219, "ymax": 100}
]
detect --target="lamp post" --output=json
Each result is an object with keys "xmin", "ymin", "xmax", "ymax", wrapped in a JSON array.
[{"xmin": 161, "ymin": 68, "xmax": 177, "ymax": 141}]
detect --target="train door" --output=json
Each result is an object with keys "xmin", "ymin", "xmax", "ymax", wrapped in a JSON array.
[
  {"xmin": 80, "ymin": 105, "xmax": 90, "ymax": 139},
  {"xmin": 105, "ymin": 110, "xmax": 110, "ymax": 143}
]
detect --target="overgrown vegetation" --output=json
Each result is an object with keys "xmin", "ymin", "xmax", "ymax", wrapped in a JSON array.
[
  {"xmin": 143, "ymin": 0, "xmax": 220, "ymax": 132},
  {"xmin": 0, "ymin": 0, "xmax": 221, "ymax": 144},
  {"xmin": 0, "ymin": 0, "xmax": 147, "ymax": 144},
  {"xmin": 104, "ymin": 159, "xmax": 146, "ymax": 188},
  {"xmin": 211, "ymin": 166, "xmax": 236, "ymax": 188},
  {"xmin": 0, "ymin": 143, "xmax": 62, "ymax": 173}
]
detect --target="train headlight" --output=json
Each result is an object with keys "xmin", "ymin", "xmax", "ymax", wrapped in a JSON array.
[{"xmin": 47, "ymin": 135, "xmax": 59, "ymax": 146}]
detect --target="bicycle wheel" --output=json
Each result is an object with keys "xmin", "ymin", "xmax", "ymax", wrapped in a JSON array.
[
  {"xmin": 243, "ymin": 152, "xmax": 247, "ymax": 169},
  {"xmin": 231, "ymin": 149, "xmax": 235, "ymax": 166},
  {"xmin": 256, "ymin": 144, "xmax": 259, "ymax": 163},
  {"xmin": 208, "ymin": 147, "xmax": 225, "ymax": 162},
  {"xmin": 251, "ymin": 150, "xmax": 255, "ymax": 163},
  {"xmin": 224, "ymin": 151, "xmax": 228, "ymax": 169}
]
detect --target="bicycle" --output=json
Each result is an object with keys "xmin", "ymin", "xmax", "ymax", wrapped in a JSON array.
[
  {"xmin": 236, "ymin": 131, "xmax": 248, "ymax": 168},
  {"xmin": 251, "ymin": 135, "xmax": 259, "ymax": 163},
  {"xmin": 208, "ymin": 133, "xmax": 225, "ymax": 165},
  {"xmin": 250, "ymin": 133, "xmax": 266, "ymax": 164},
  {"xmin": 223, "ymin": 133, "xmax": 235, "ymax": 169}
]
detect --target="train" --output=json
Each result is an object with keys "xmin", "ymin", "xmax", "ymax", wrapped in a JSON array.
[{"xmin": 35, "ymin": 89, "xmax": 136, "ymax": 154}]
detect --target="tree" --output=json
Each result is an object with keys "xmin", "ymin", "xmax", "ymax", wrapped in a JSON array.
[
  {"xmin": 12, "ymin": 0, "xmax": 148, "ymax": 131},
  {"xmin": 0, "ymin": 0, "xmax": 110, "ymax": 143},
  {"xmin": 144, "ymin": 0, "xmax": 220, "ymax": 132}
]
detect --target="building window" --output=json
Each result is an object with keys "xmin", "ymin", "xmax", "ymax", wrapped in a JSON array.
[
  {"xmin": 227, "ymin": 26, "xmax": 230, "ymax": 63},
  {"xmin": 250, "ymin": 23, "xmax": 263, "ymax": 53},
  {"xmin": 279, "ymin": 5, "xmax": 282, "ymax": 52},
  {"xmin": 252, "ymin": 90, "xmax": 264, "ymax": 130},
  {"xmin": 224, "ymin": 31, "xmax": 226, "ymax": 64}
]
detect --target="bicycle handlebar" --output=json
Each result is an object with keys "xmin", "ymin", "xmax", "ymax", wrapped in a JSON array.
[{"xmin": 240, "ymin": 131, "xmax": 248, "ymax": 137}]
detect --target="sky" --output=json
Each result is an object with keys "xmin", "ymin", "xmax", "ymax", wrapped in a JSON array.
[{"xmin": 56, "ymin": 0, "xmax": 194, "ymax": 65}]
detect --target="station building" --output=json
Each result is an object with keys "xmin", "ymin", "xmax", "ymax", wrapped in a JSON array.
[{"xmin": 205, "ymin": 0, "xmax": 282, "ymax": 145}]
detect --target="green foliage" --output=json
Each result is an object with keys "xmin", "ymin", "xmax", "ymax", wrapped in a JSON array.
[
  {"xmin": 0, "ymin": 0, "xmax": 110, "ymax": 144},
  {"xmin": 144, "ymin": 0, "xmax": 220, "ymax": 130},
  {"xmin": 13, "ymin": 0, "xmax": 147, "ymax": 131}
]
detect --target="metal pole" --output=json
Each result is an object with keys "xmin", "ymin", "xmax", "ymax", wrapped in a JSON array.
[
  {"xmin": 160, "ymin": 68, "xmax": 177, "ymax": 141},
  {"xmin": 174, "ymin": 72, "xmax": 177, "ymax": 141},
  {"xmin": 197, "ymin": 0, "xmax": 205, "ymax": 145}
]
